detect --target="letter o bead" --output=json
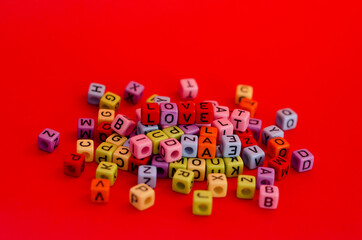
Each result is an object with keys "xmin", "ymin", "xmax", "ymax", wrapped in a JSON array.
[
  {"xmin": 276, "ymin": 108, "xmax": 298, "ymax": 131},
  {"xmin": 259, "ymin": 185, "xmax": 279, "ymax": 210},
  {"xmin": 159, "ymin": 138, "xmax": 182, "ymax": 163}
]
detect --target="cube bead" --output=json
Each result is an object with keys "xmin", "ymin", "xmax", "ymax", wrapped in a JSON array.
[
  {"xmin": 179, "ymin": 78, "xmax": 198, "ymax": 100},
  {"xmin": 198, "ymin": 136, "xmax": 217, "ymax": 159},
  {"xmin": 261, "ymin": 125, "xmax": 284, "ymax": 145},
  {"xmin": 124, "ymin": 81, "xmax": 145, "ymax": 104},
  {"xmin": 146, "ymin": 94, "xmax": 158, "ymax": 103},
  {"xmin": 276, "ymin": 108, "xmax": 298, "ymax": 131},
  {"xmin": 141, "ymin": 103, "xmax": 160, "ymax": 125},
  {"xmin": 199, "ymin": 126, "xmax": 218, "ymax": 139},
  {"xmin": 239, "ymin": 98, "xmax": 258, "ymax": 118},
  {"xmin": 248, "ymin": 118, "xmax": 262, "ymax": 141},
  {"xmin": 196, "ymin": 102, "xmax": 213, "ymax": 124},
  {"xmin": 95, "ymin": 122, "xmax": 113, "ymax": 143},
  {"xmin": 267, "ymin": 137, "xmax": 290, "ymax": 158},
  {"xmin": 213, "ymin": 106, "xmax": 230, "ymax": 120},
  {"xmin": 230, "ymin": 109, "xmax": 250, "ymax": 132},
  {"xmin": 187, "ymin": 158, "xmax": 206, "ymax": 181},
  {"xmin": 178, "ymin": 124, "xmax": 200, "ymax": 135},
  {"xmin": 224, "ymin": 156, "xmax": 244, "ymax": 177},
  {"xmin": 242, "ymin": 145, "xmax": 265, "ymax": 169},
  {"xmin": 129, "ymin": 134, "xmax": 153, "ymax": 159},
  {"xmin": 87, "ymin": 83, "xmax": 106, "ymax": 105},
  {"xmin": 96, "ymin": 162, "xmax": 118, "ymax": 186},
  {"xmin": 99, "ymin": 91, "xmax": 121, "ymax": 111},
  {"xmin": 113, "ymin": 146, "xmax": 131, "ymax": 170},
  {"xmin": 129, "ymin": 183, "xmax": 155, "ymax": 211},
  {"xmin": 98, "ymin": 109, "xmax": 115, "ymax": 125},
  {"xmin": 212, "ymin": 118, "xmax": 234, "ymax": 142},
  {"xmin": 206, "ymin": 158, "xmax": 225, "ymax": 175},
  {"xmin": 235, "ymin": 84, "xmax": 253, "ymax": 104},
  {"xmin": 291, "ymin": 149, "xmax": 314, "ymax": 172},
  {"xmin": 177, "ymin": 101, "xmax": 196, "ymax": 125},
  {"xmin": 154, "ymin": 96, "xmax": 170, "ymax": 104},
  {"xmin": 38, "ymin": 128, "xmax": 60, "ymax": 153},
  {"xmin": 106, "ymin": 133, "xmax": 127, "ymax": 147},
  {"xmin": 180, "ymin": 134, "xmax": 198, "ymax": 158},
  {"xmin": 172, "ymin": 169, "xmax": 194, "ymax": 194},
  {"xmin": 207, "ymin": 173, "xmax": 227, "ymax": 197},
  {"xmin": 147, "ymin": 130, "xmax": 168, "ymax": 154},
  {"xmin": 193, "ymin": 190, "xmax": 212, "ymax": 216},
  {"xmin": 135, "ymin": 108, "xmax": 142, "ymax": 122},
  {"xmin": 220, "ymin": 135, "xmax": 241, "ymax": 158},
  {"xmin": 137, "ymin": 121, "xmax": 159, "ymax": 135},
  {"xmin": 163, "ymin": 126, "xmax": 184, "ymax": 140},
  {"xmin": 128, "ymin": 156, "xmax": 150, "ymax": 175},
  {"xmin": 78, "ymin": 118, "xmax": 95, "ymax": 139},
  {"xmin": 159, "ymin": 138, "xmax": 183, "ymax": 163},
  {"xmin": 169, "ymin": 158, "xmax": 188, "ymax": 178},
  {"xmin": 95, "ymin": 142, "xmax": 117, "ymax": 163},
  {"xmin": 268, "ymin": 156, "xmax": 290, "ymax": 181},
  {"xmin": 138, "ymin": 165, "xmax": 157, "ymax": 188},
  {"xmin": 259, "ymin": 185, "xmax": 279, "ymax": 209},
  {"xmin": 111, "ymin": 114, "xmax": 136, "ymax": 137},
  {"xmin": 256, "ymin": 167, "xmax": 275, "ymax": 189},
  {"xmin": 76, "ymin": 139, "xmax": 94, "ymax": 162},
  {"xmin": 160, "ymin": 102, "xmax": 178, "ymax": 126},
  {"xmin": 236, "ymin": 175, "xmax": 256, "ymax": 199},
  {"xmin": 151, "ymin": 155, "xmax": 169, "ymax": 178},
  {"xmin": 64, "ymin": 153, "xmax": 85, "ymax": 177},
  {"xmin": 91, "ymin": 178, "xmax": 110, "ymax": 203}
]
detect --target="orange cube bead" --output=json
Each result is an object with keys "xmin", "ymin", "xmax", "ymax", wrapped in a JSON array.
[
  {"xmin": 91, "ymin": 178, "xmax": 110, "ymax": 203},
  {"xmin": 198, "ymin": 136, "xmax": 217, "ymax": 159},
  {"xmin": 239, "ymin": 98, "xmax": 258, "ymax": 118},
  {"xmin": 267, "ymin": 137, "xmax": 290, "ymax": 158},
  {"xmin": 199, "ymin": 126, "xmax": 218, "ymax": 139}
]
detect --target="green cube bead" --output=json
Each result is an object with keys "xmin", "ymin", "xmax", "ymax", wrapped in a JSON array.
[
  {"xmin": 96, "ymin": 162, "xmax": 118, "ymax": 186},
  {"xmin": 206, "ymin": 158, "xmax": 225, "ymax": 176},
  {"xmin": 193, "ymin": 190, "xmax": 213, "ymax": 216},
  {"xmin": 169, "ymin": 157, "xmax": 188, "ymax": 178},
  {"xmin": 172, "ymin": 169, "xmax": 194, "ymax": 194},
  {"xmin": 146, "ymin": 130, "xmax": 168, "ymax": 154},
  {"xmin": 224, "ymin": 156, "xmax": 244, "ymax": 177},
  {"xmin": 95, "ymin": 142, "xmax": 117, "ymax": 163},
  {"xmin": 163, "ymin": 126, "xmax": 184, "ymax": 140},
  {"xmin": 237, "ymin": 175, "xmax": 256, "ymax": 199}
]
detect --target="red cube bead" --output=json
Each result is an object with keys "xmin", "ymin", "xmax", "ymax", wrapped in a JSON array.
[
  {"xmin": 240, "ymin": 135, "xmax": 258, "ymax": 150},
  {"xmin": 268, "ymin": 156, "xmax": 290, "ymax": 180},
  {"xmin": 177, "ymin": 101, "xmax": 196, "ymax": 125},
  {"xmin": 234, "ymin": 128, "xmax": 253, "ymax": 139},
  {"xmin": 141, "ymin": 103, "xmax": 160, "ymax": 125},
  {"xmin": 95, "ymin": 122, "xmax": 113, "ymax": 143},
  {"xmin": 195, "ymin": 102, "xmax": 213, "ymax": 124},
  {"xmin": 64, "ymin": 153, "xmax": 85, "ymax": 177},
  {"xmin": 128, "ymin": 155, "xmax": 151, "ymax": 175}
]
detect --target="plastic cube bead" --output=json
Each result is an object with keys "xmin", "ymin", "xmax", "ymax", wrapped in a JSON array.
[
  {"xmin": 151, "ymin": 155, "xmax": 169, "ymax": 178},
  {"xmin": 256, "ymin": 167, "xmax": 275, "ymax": 189},
  {"xmin": 146, "ymin": 94, "xmax": 158, "ymax": 103},
  {"xmin": 261, "ymin": 125, "xmax": 284, "ymax": 145},
  {"xmin": 77, "ymin": 118, "xmax": 95, "ymax": 139},
  {"xmin": 267, "ymin": 137, "xmax": 290, "ymax": 158},
  {"xmin": 172, "ymin": 169, "xmax": 194, "ymax": 194},
  {"xmin": 88, "ymin": 83, "xmax": 106, "ymax": 105},
  {"xmin": 180, "ymin": 135, "xmax": 198, "ymax": 158},
  {"xmin": 215, "ymin": 145, "xmax": 223, "ymax": 158},
  {"xmin": 220, "ymin": 135, "xmax": 241, "ymax": 158},
  {"xmin": 106, "ymin": 133, "xmax": 127, "ymax": 147},
  {"xmin": 234, "ymin": 128, "xmax": 253, "ymax": 140},
  {"xmin": 138, "ymin": 165, "xmax": 157, "ymax": 188},
  {"xmin": 236, "ymin": 175, "xmax": 256, "ymax": 199},
  {"xmin": 159, "ymin": 138, "xmax": 182, "ymax": 163},
  {"xmin": 240, "ymin": 135, "xmax": 258, "ymax": 151},
  {"xmin": 198, "ymin": 136, "xmax": 217, "ymax": 159},
  {"xmin": 268, "ymin": 156, "xmax": 290, "ymax": 181},
  {"xmin": 242, "ymin": 145, "xmax": 265, "ymax": 169},
  {"xmin": 111, "ymin": 114, "xmax": 136, "ymax": 137},
  {"xmin": 163, "ymin": 126, "xmax": 184, "ymax": 140},
  {"xmin": 178, "ymin": 124, "xmax": 200, "ymax": 135},
  {"xmin": 154, "ymin": 96, "xmax": 170, "ymax": 104},
  {"xmin": 195, "ymin": 123, "xmax": 211, "ymax": 127},
  {"xmin": 129, "ymin": 134, "xmax": 152, "ymax": 159},
  {"xmin": 146, "ymin": 130, "xmax": 168, "ymax": 154},
  {"xmin": 95, "ymin": 142, "xmax": 117, "ymax": 163},
  {"xmin": 187, "ymin": 158, "xmax": 206, "ymax": 181},
  {"xmin": 200, "ymin": 126, "xmax": 218, "ymax": 139},
  {"xmin": 213, "ymin": 105, "xmax": 230, "ymax": 120},
  {"xmin": 123, "ymin": 139, "xmax": 130, "ymax": 148},
  {"xmin": 38, "ymin": 128, "xmax": 60, "ymax": 153},
  {"xmin": 98, "ymin": 109, "xmax": 115, "ymax": 125},
  {"xmin": 91, "ymin": 178, "xmax": 110, "ymax": 203},
  {"xmin": 137, "ymin": 121, "xmax": 158, "ymax": 135},
  {"xmin": 113, "ymin": 146, "xmax": 131, "ymax": 171},
  {"xmin": 96, "ymin": 162, "xmax": 117, "ymax": 186},
  {"xmin": 193, "ymin": 190, "xmax": 212, "ymax": 216},
  {"xmin": 207, "ymin": 173, "xmax": 227, "ymax": 197},
  {"xmin": 247, "ymin": 118, "xmax": 262, "ymax": 141},
  {"xmin": 95, "ymin": 122, "xmax": 113, "ymax": 143},
  {"xmin": 239, "ymin": 98, "xmax": 258, "ymax": 118},
  {"xmin": 124, "ymin": 81, "xmax": 145, "ymax": 104},
  {"xmin": 99, "ymin": 91, "xmax": 121, "ymax": 111},
  {"xmin": 179, "ymin": 78, "xmax": 198, "ymax": 100},
  {"xmin": 64, "ymin": 153, "xmax": 85, "ymax": 177},
  {"xmin": 141, "ymin": 102, "xmax": 160, "ymax": 125},
  {"xmin": 224, "ymin": 156, "xmax": 244, "ymax": 177},
  {"xmin": 204, "ymin": 100, "xmax": 218, "ymax": 107},
  {"xmin": 129, "ymin": 183, "xmax": 155, "ymax": 211},
  {"xmin": 230, "ymin": 109, "xmax": 250, "ymax": 132},
  {"xmin": 259, "ymin": 185, "xmax": 279, "ymax": 210},
  {"xmin": 177, "ymin": 101, "xmax": 196, "ymax": 125},
  {"xmin": 169, "ymin": 158, "xmax": 188, "ymax": 178},
  {"xmin": 129, "ymin": 156, "xmax": 150, "ymax": 175},
  {"xmin": 76, "ymin": 139, "xmax": 94, "ymax": 162},
  {"xmin": 212, "ymin": 118, "xmax": 233, "ymax": 142},
  {"xmin": 206, "ymin": 158, "xmax": 225, "ymax": 175},
  {"xmin": 235, "ymin": 84, "xmax": 253, "ymax": 104},
  {"xmin": 196, "ymin": 102, "xmax": 213, "ymax": 124},
  {"xmin": 276, "ymin": 108, "xmax": 298, "ymax": 131},
  {"xmin": 291, "ymin": 149, "xmax": 314, "ymax": 172},
  {"xmin": 160, "ymin": 102, "xmax": 178, "ymax": 126}
]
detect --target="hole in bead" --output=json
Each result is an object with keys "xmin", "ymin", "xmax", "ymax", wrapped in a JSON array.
[
  {"xmin": 157, "ymin": 168, "xmax": 164, "ymax": 175},
  {"xmin": 171, "ymin": 150, "xmax": 180, "ymax": 159},
  {"xmin": 185, "ymin": 147, "xmax": 194, "ymax": 155},
  {"xmin": 145, "ymin": 197, "xmax": 152, "ymax": 205},
  {"xmin": 176, "ymin": 182, "xmax": 185, "ymax": 190},
  {"xmin": 142, "ymin": 146, "xmax": 150, "ymax": 155},
  {"xmin": 242, "ymin": 188, "xmax": 251, "ymax": 195},
  {"xmin": 198, "ymin": 204, "xmax": 208, "ymax": 212},
  {"xmin": 261, "ymin": 180, "xmax": 270, "ymax": 185},
  {"xmin": 39, "ymin": 141, "xmax": 48, "ymax": 149},
  {"xmin": 214, "ymin": 186, "xmax": 223, "ymax": 194}
]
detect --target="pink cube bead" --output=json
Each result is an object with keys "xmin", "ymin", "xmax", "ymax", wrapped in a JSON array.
[
  {"xmin": 259, "ymin": 185, "xmax": 279, "ymax": 210},
  {"xmin": 212, "ymin": 118, "xmax": 234, "ymax": 142},
  {"xmin": 160, "ymin": 102, "xmax": 178, "ymax": 126},
  {"xmin": 130, "ymin": 134, "xmax": 153, "ymax": 159},
  {"xmin": 178, "ymin": 124, "xmax": 200, "ymax": 135},
  {"xmin": 195, "ymin": 123, "xmax": 211, "ymax": 127},
  {"xmin": 111, "ymin": 114, "xmax": 136, "ymax": 136},
  {"xmin": 230, "ymin": 109, "xmax": 250, "ymax": 132},
  {"xmin": 179, "ymin": 78, "xmax": 198, "ymax": 100},
  {"xmin": 38, "ymin": 128, "xmax": 60, "ymax": 153},
  {"xmin": 248, "ymin": 118, "xmax": 262, "ymax": 141},
  {"xmin": 213, "ymin": 105, "xmax": 230, "ymax": 120},
  {"xmin": 159, "ymin": 138, "xmax": 182, "ymax": 163},
  {"xmin": 135, "ymin": 108, "xmax": 142, "ymax": 122},
  {"xmin": 77, "ymin": 118, "xmax": 95, "ymax": 139},
  {"xmin": 124, "ymin": 81, "xmax": 145, "ymax": 104},
  {"xmin": 291, "ymin": 149, "xmax": 314, "ymax": 172}
]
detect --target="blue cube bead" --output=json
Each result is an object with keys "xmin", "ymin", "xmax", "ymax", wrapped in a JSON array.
[
  {"xmin": 87, "ymin": 83, "xmax": 106, "ymax": 105},
  {"xmin": 220, "ymin": 135, "xmax": 241, "ymax": 157},
  {"xmin": 242, "ymin": 145, "xmax": 265, "ymax": 169},
  {"xmin": 276, "ymin": 108, "xmax": 298, "ymax": 131},
  {"xmin": 137, "ymin": 121, "xmax": 159, "ymax": 135},
  {"xmin": 261, "ymin": 125, "xmax": 284, "ymax": 145},
  {"xmin": 138, "ymin": 165, "xmax": 157, "ymax": 188},
  {"xmin": 180, "ymin": 134, "xmax": 198, "ymax": 157}
]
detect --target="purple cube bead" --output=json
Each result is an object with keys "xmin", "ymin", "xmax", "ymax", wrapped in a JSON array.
[
  {"xmin": 291, "ymin": 149, "xmax": 314, "ymax": 172},
  {"xmin": 151, "ymin": 155, "xmax": 169, "ymax": 178},
  {"xmin": 87, "ymin": 83, "xmax": 106, "ymax": 105},
  {"xmin": 178, "ymin": 124, "xmax": 200, "ymax": 135},
  {"xmin": 248, "ymin": 118, "xmax": 262, "ymax": 141},
  {"xmin": 256, "ymin": 167, "xmax": 275, "ymax": 189},
  {"xmin": 124, "ymin": 81, "xmax": 145, "ymax": 104},
  {"xmin": 160, "ymin": 102, "xmax": 178, "ymax": 126},
  {"xmin": 38, "ymin": 128, "xmax": 60, "ymax": 153},
  {"xmin": 77, "ymin": 118, "xmax": 95, "ymax": 139}
]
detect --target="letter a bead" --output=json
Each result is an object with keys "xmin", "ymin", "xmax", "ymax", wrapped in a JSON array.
[
  {"xmin": 179, "ymin": 78, "xmax": 198, "ymax": 100},
  {"xmin": 291, "ymin": 149, "xmax": 314, "ymax": 172},
  {"xmin": 38, "ymin": 128, "xmax": 60, "ymax": 153},
  {"xmin": 259, "ymin": 185, "xmax": 279, "ymax": 209},
  {"xmin": 91, "ymin": 179, "xmax": 110, "ymax": 203},
  {"xmin": 193, "ymin": 190, "xmax": 212, "ymax": 216},
  {"xmin": 256, "ymin": 167, "xmax": 275, "ymax": 189},
  {"xmin": 172, "ymin": 169, "xmax": 194, "ymax": 194},
  {"xmin": 129, "ymin": 183, "xmax": 155, "ymax": 211}
]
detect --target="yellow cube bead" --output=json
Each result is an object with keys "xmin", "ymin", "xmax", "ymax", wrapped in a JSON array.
[
  {"xmin": 206, "ymin": 158, "xmax": 225, "ymax": 175},
  {"xmin": 172, "ymin": 169, "xmax": 194, "ymax": 194},
  {"xmin": 129, "ymin": 183, "xmax": 155, "ymax": 211},
  {"xmin": 95, "ymin": 142, "xmax": 117, "ymax": 163},
  {"xmin": 98, "ymin": 109, "xmax": 115, "ymax": 125},
  {"xmin": 187, "ymin": 158, "xmax": 206, "ymax": 181},
  {"xmin": 76, "ymin": 139, "xmax": 94, "ymax": 162},
  {"xmin": 106, "ymin": 133, "xmax": 127, "ymax": 147},
  {"xmin": 99, "ymin": 91, "xmax": 121, "ymax": 111},
  {"xmin": 169, "ymin": 157, "xmax": 188, "ymax": 178},
  {"xmin": 146, "ymin": 130, "xmax": 168, "ymax": 154},
  {"xmin": 163, "ymin": 126, "xmax": 184, "ymax": 140},
  {"xmin": 113, "ymin": 146, "xmax": 131, "ymax": 171},
  {"xmin": 193, "ymin": 190, "xmax": 212, "ymax": 216},
  {"xmin": 96, "ymin": 162, "xmax": 118, "ymax": 186},
  {"xmin": 224, "ymin": 156, "xmax": 244, "ymax": 177},
  {"xmin": 207, "ymin": 173, "xmax": 227, "ymax": 197},
  {"xmin": 237, "ymin": 175, "xmax": 256, "ymax": 199},
  {"xmin": 235, "ymin": 84, "xmax": 253, "ymax": 104},
  {"xmin": 146, "ymin": 94, "xmax": 159, "ymax": 103}
]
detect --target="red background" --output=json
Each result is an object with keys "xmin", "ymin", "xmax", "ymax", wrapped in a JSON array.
[{"xmin": 1, "ymin": 1, "xmax": 361, "ymax": 239}]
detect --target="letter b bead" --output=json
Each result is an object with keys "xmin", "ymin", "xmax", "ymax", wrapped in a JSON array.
[{"xmin": 259, "ymin": 185, "xmax": 279, "ymax": 209}]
